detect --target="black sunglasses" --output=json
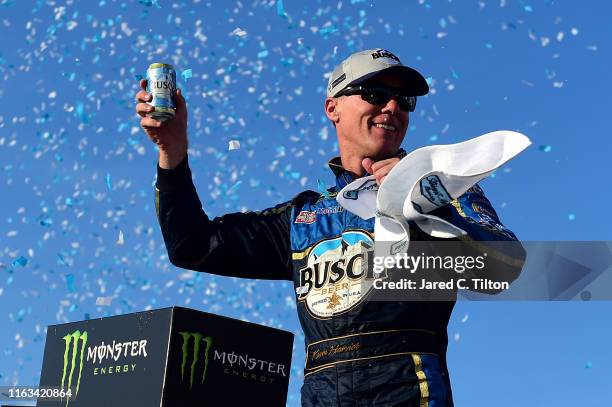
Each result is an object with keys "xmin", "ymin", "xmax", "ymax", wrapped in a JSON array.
[{"xmin": 335, "ymin": 85, "xmax": 417, "ymax": 112}]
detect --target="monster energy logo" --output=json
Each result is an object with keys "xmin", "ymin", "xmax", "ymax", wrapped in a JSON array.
[
  {"xmin": 61, "ymin": 330, "xmax": 87, "ymax": 404},
  {"xmin": 179, "ymin": 332, "xmax": 213, "ymax": 389}
]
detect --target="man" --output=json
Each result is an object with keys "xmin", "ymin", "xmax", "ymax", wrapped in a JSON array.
[{"xmin": 135, "ymin": 48, "xmax": 522, "ymax": 406}]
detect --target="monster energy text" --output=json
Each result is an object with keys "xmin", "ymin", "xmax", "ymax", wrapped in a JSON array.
[
  {"xmin": 61, "ymin": 330, "xmax": 148, "ymax": 404},
  {"xmin": 86, "ymin": 339, "xmax": 148, "ymax": 364},
  {"xmin": 215, "ymin": 350, "xmax": 287, "ymax": 384}
]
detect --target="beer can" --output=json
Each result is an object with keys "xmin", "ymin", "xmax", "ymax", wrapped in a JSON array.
[{"xmin": 145, "ymin": 63, "xmax": 176, "ymax": 122}]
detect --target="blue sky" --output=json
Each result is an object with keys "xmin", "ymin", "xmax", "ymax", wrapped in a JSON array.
[{"xmin": 0, "ymin": 0, "xmax": 611, "ymax": 405}]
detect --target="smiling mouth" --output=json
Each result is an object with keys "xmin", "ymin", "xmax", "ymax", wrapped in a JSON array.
[{"xmin": 372, "ymin": 123, "xmax": 397, "ymax": 131}]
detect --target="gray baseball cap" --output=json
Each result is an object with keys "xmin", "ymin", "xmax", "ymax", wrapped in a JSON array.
[{"xmin": 326, "ymin": 48, "xmax": 429, "ymax": 97}]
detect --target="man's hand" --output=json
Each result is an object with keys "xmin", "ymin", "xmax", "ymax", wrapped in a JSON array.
[
  {"xmin": 134, "ymin": 79, "xmax": 188, "ymax": 169},
  {"xmin": 362, "ymin": 157, "xmax": 401, "ymax": 185}
]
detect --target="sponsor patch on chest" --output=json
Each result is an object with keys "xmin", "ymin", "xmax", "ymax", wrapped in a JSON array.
[{"xmin": 295, "ymin": 231, "xmax": 375, "ymax": 318}]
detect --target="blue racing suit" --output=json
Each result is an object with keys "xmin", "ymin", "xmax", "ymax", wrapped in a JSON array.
[{"xmin": 155, "ymin": 154, "xmax": 524, "ymax": 407}]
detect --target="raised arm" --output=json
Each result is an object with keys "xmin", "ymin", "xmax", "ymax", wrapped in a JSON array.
[
  {"xmin": 135, "ymin": 79, "xmax": 187, "ymax": 169},
  {"xmin": 135, "ymin": 81, "xmax": 294, "ymax": 280}
]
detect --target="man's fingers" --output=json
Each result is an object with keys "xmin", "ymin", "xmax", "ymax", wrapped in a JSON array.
[
  {"xmin": 140, "ymin": 116, "xmax": 162, "ymax": 128},
  {"xmin": 370, "ymin": 157, "xmax": 399, "ymax": 172},
  {"xmin": 368, "ymin": 157, "xmax": 401, "ymax": 185},
  {"xmin": 135, "ymin": 90, "xmax": 152, "ymax": 103},
  {"xmin": 362, "ymin": 157, "xmax": 374, "ymax": 174},
  {"xmin": 174, "ymin": 88, "xmax": 186, "ymax": 111},
  {"xmin": 139, "ymin": 79, "xmax": 148, "ymax": 90},
  {"xmin": 174, "ymin": 88, "xmax": 184, "ymax": 106},
  {"xmin": 135, "ymin": 102, "xmax": 154, "ymax": 117}
]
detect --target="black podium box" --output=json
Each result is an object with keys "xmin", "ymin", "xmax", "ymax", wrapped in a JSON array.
[{"xmin": 37, "ymin": 307, "xmax": 294, "ymax": 406}]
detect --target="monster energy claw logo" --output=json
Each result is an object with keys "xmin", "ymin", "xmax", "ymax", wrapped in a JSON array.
[
  {"xmin": 179, "ymin": 332, "xmax": 213, "ymax": 389},
  {"xmin": 61, "ymin": 330, "xmax": 87, "ymax": 404}
]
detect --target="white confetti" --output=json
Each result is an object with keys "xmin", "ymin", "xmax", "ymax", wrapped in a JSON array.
[
  {"xmin": 96, "ymin": 297, "xmax": 113, "ymax": 306},
  {"xmin": 229, "ymin": 140, "xmax": 241, "ymax": 150},
  {"xmin": 116, "ymin": 230, "xmax": 124, "ymax": 245},
  {"xmin": 230, "ymin": 27, "xmax": 248, "ymax": 37}
]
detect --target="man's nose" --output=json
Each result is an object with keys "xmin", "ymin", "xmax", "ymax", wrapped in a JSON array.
[{"xmin": 382, "ymin": 97, "xmax": 401, "ymax": 115}]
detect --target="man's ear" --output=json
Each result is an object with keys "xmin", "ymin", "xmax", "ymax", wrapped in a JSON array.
[{"xmin": 325, "ymin": 97, "xmax": 340, "ymax": 123}]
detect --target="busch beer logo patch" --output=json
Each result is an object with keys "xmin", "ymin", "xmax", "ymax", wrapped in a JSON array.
[
  {"xmin": 420, "ymin": 175, "xmax": 452, "ymax": 207},
  {"xmin": 296, "ymin": 231, "xmax": 374, "ymax": 318},
  {"xmin": 295, "ymin": 211, "xmax": 317, "ymax": 224}
]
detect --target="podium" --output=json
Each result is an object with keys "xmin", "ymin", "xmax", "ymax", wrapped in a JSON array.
[{"xmin": 37, "ymin": 307, "xmax": 294, "ymax": 406}]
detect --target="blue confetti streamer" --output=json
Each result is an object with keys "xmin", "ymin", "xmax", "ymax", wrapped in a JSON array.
[
  {"xmin": 425, "ymin": 76, "xmax": 433, "ymax": 85},
  {"xmin": 276, "ymin": 0, "xmax": 286, "ymax": 17},
  {"xmin": 66, "ymin": 274, "xmax": 76, "ymax": 292},
  {"xmin": 57, "ymin": 253, "xmax": 68, "ymax": 266},
  {"xmin": 39, "ymin": 216, "xmax": 53, "ymax": 227},
  {"xmin": 75, "ymin": 102, "xmax": 88, "ymax": 123},
  {"xmin": 181, "ymin": 69, "xmax": 193, "ymax": 81},
  {"xmin": 539, "ymin": 145, "xmax": 552, "ymax": 153},
  {"xmin": 228, "ymin": 180, "xmax": 242, "ymax": 193},
  {"xmin": 320, "ymin": 26, "xmax": 339, "ymax": 36},
  {"xmin": 317, "ymin": 180, "xmax": 330, "ymax": 198},
  {"xmin": 11, "ymin": 256, "xmax": 28, "ymax": 268},
  {"xmin": 106, "ymin": 173, "xmax": 112, "ymax": 191}
]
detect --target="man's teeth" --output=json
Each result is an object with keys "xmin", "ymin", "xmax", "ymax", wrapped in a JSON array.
[{"xmin": 373, "ymin": 123, "xmax": 396, "ymax": 131}]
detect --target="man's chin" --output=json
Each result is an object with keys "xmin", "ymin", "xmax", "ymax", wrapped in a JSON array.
[{"xmin": 366, "ymin": 147, "xmax": 402, "ymax": 161}]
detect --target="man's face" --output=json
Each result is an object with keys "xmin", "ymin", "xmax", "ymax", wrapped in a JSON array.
[{"xmin": 327, "ymin": 73, "xmax": 410, "ymax": 161}]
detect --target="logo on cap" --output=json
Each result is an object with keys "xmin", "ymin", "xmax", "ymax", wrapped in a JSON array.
[{"xmin": 370, "ymin": 49, "xmax": 401, "ymax": 63}]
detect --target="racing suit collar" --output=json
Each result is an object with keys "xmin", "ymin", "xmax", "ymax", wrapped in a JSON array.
[{"xmin": 327, "ymin": 148, "xmax": 407, "ymax": 190}]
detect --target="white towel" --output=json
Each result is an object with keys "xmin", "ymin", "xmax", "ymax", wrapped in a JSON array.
[{"xmin": 337, "ymin": 130, "xmax": 531, "ymax": 259}]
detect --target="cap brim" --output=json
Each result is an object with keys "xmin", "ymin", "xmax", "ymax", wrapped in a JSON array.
[{"xmin": 352, "ymin": 65, "xmax": 429, "ymax": 96}]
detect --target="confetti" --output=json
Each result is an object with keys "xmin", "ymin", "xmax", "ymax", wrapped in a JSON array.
[
  {"xmin": 106, "ymin": 173, "xmax": 113, "ymax": 191},
  {"xmin": 11, "ymin": 256, "xmax": 28, "ymax": 268},
  {"xmin": 181, "ymin": 69, "xmax": 193, "ymax": 81},
  {"xmin": 65, "ymin": 274, "xmax": 76, "ymax": 293},
  {"xmin": 228, "ymin": 140, "xmax": 241, "ymax": 150},
  {"xmin": 538, "ymin": 145, "xmax": 552, "ymax": 153},
  {"xmin": 230, "ymin": 27, "xmax": 248, "ymax": 37},
  {"xmin": 317, "ymin": 179, "xmax": 330, "ymax": 198},
  {"xmin": 116, "ymin": 230, "xmax": 125, "ymax": 245},
  {"xmin": 277, "ymin": 0, "xmax": 287, "ymax": 18},
  {"xmin": 96, "ymin": 297, "xmax": 113, "ymax": 306}
]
